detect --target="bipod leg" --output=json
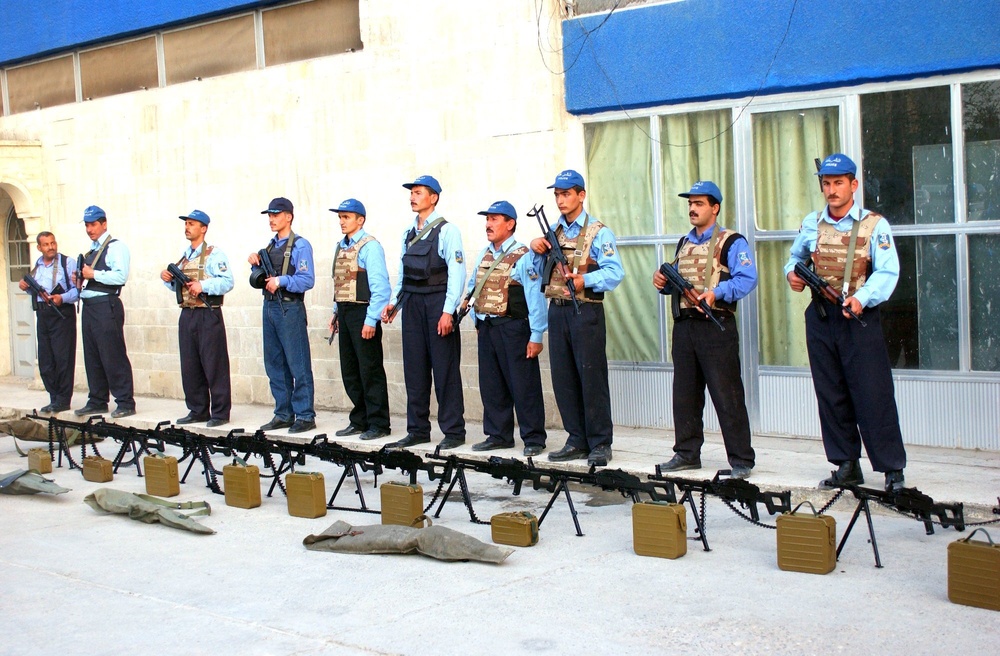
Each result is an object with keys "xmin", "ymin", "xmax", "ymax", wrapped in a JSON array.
[
  {"xmin": 837, "ymin": 497, "xmax": 883, "ymax": 568},
  {"xmin": 180, "ymin": 449, "xmax": 199, "ymax": 483},
  {"xmin": 327, "ymin": 462, "xmax": 377, "ymax": 514},
  {"xmin": 681, "ymin": 489, "xmax": 711, "ymax": 552},
  {"xmin": 432, "ymin": 465, "xmax": 464, "ymax": 519},
  {"xmin": 266, "ymin": 456, "xmax": 294, "ymax": 498},
  {"xmin": 537, "ymin": 479, "xmax": 583, "ymax": 537}
]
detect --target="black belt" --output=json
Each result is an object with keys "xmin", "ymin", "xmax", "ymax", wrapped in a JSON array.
[
  {"xmin": 677, "ymin": 308, "xmax": 733, "ymax": 321},
  {"xmin": 264, "ymin": 296, "xmax": 303, "ymax": 304},
  {"xmin": 481, "ymin": 315, "xmax": 523, "ymax": 327},
  {"xmin": 82, "ymin": 295, "xmax": 119, "ymax": 306}
]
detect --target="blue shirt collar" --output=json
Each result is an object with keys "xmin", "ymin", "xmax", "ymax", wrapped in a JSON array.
[
  {"xmin": 342, "ymin": 229, "xmax": 367, "ymax": 248},
  {"xmin": 686, "ymin": 224, "xmax": 724, "ymax": 245},
  {"xmin": 488, "ymin": 236, "xmax": 518, "ymax": 254},
  {"xmin": 411, "ymin": 210, "xmax": 442, "ymax": 230}
]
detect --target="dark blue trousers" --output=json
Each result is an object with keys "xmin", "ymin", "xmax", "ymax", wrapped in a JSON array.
[
  {"xmin": 805, "ymin": 302, "xmax": 907, "ymax": 473},
  {"xmin": 477, "ymin": 317, "xmax": 546, "ymax": 447},
  {"xmin": 35, "ymin": 304, "xmax": 76, "ymax": 406},
  {"xmin": 81, "ymin": 295, "xmax": 134, "ymax": 410},
  {"xmin": 179, "ymin": 307, "xmax": 231, "ymax": 420}
]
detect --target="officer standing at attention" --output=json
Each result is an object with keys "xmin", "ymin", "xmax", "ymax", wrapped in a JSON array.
[
  {"xmin": 74, "ymin": 205, "xmax": 136, "ymax": 419},
  {"xmin": 19, "ymin": 231, "xmax": 78, "ymax": 412},
  {"xmin": 328, "ymin": 198, "xmax": 392, "ymax": 441},
  {"xmin": 464, "ymin": 201, "xmax": 548, "ymax": 457},
  {"xmin": 785, "ymin": 153, "xmax": 907, "ymax": 491},
  {"xmin": 160, "ymin": 209, "xmax": 234, "ymax": 427},
  {"xmin": 381, "ymin": 175, "xmax": 467, "ymax": 450},
  {"xmin": 530, "ymin": 170, "xmax": 624, "ymax": 466},
  {"xmin": 653, "ymin": 181, "xmax": 757, "ymax": 479},
  {"xmin": 248, "ymin": 197, "xmax": 317, "ymax": 434}
]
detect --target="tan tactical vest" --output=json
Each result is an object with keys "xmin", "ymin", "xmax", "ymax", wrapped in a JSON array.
[
  {"xmin": 333, "ymin": 235, "xmax": 375, "ymax": 303},
  {"xmin": 811, "ymin": 211, "xmax": 881, "ymax": 296},
  {"xmin": 544, "ymin": 220, "xmax": 605, "ymax": 303},
  {"xmin": 473, "ymin": 246, "xmax": 528, "ymax": 316},
  {"xmin": 177, "ymin": 245, "xmax": 219, "ymax": 308},
  {"xmin": 676, "ymin": 230, "xmax": 737, "ymax": 310}
]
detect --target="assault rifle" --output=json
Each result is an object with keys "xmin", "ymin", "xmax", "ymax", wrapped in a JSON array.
[
  {"xmin": 255, "ymin": 248, "xmax": 283, "ymax": 314},
  {"xmin": 657, "ymin": 263, "xmax": 725, "ymax": 331},
  {"xmin": 528, "ymin": 204, "xmax": 580, "ymax": 314},
  {"xmin": 455, "ymin": 290, "xmax": 475, "ymax": 326},
  {"xmin": 385, "ymin": 292, "xmax": 409, "ymax": 323},
  {"xmin": 75, "ymin": 254, "xmax": 85, "ymax": 290},
  {"xmin": 166, "ymin": 262, "xmax": 215, "ymax": 310},
  {"xmin": 22, "ymin": 274, "xmax": 67, "ymax": 320},
  {"xmin": 793, "ymin": 262, "xmax": 867, "ymax": 326},
  {"xmin": 327, "ymin": 312, "xmax": 338, "ymax": 345}
]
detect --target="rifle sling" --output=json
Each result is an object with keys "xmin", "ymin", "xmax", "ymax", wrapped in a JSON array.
[
  {"xmin": 841, "ymin": 215, "xmax": 861, "ymax": 296},
  {"xmin": 469, "ymin": 243, "xmax": 517, "ymax": 307}
]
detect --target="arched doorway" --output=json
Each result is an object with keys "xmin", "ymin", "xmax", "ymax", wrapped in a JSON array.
[{"xmin": 6, "ymin": 203, "xmax": 36, "ymax": 376}]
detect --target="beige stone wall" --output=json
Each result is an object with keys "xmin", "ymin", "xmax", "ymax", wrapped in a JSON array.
[{"xmin": 0, "ymin": 1, "xmax": 581, "ymax": 431}]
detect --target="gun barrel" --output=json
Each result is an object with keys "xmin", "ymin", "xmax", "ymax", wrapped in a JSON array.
[{"xmin": 793, "ymin": 262, "xmax": 867, "ymax": 326}]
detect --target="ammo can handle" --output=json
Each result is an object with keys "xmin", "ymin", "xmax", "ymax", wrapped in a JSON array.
[
  {"xmin": 961, "ymin": 527, "xmax": 995, "ymax": 545},
  {"xmin": 790, "ymin": 500, "xmax": 820, "ymax": 516}
]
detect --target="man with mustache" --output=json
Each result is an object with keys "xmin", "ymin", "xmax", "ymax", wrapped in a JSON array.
[
  {"xmin": 653, "ymin": 181, "xmax": 757, "ymax": 479},
  {"xmin": 785, "ymin": 153, "xmax": 907, "ymax": 492}
]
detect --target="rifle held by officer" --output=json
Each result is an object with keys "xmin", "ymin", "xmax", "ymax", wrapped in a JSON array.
[
  {"xmin": 455, "ymin": 289, "xmax": 475, "ymax": 326},
  {"xmin": 22, "ymin": 274, "xmax": 67, "ymax": 320},
  {"xmin": 656, "ymin": 263, "xmax": 725, "ymax": 332},
  {"xmin": 166, "ymin": 262, "xmax": 215, "ymax": 311},
  {"xmin": 328, "ymin": 312, "xmax": 338, "ymax": 345},
  {"xmin": 528, "ymin": 204, "xmax": 581, "ymax": 314},
  {"xmin": 75, "ymin": 254, "xmax": 85, "ymax": 291},
  {"xmin": 793, "ymin": 262, "xmax": 867, "ymax": 327},
  {"xmin": 252, "ymin": 248, "xmax": 284, "ymax": 314}
]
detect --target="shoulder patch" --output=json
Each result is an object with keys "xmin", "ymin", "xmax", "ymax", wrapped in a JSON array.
[
  {"xmin": 455, "ymin": 250, "xmax": 464, "ymax": 264},
  {"xmin": 601, "ymin": 242, "xmax": 616, "ymax": 257},
  {"xmin": 218, "ymin": 263, "xmax": 228, "ymax": 272},
  {"xmin": 528, "ymin": 267, "xmax": 539, "ymax": 281},
  {"xmin": 737, "ymin": 252, "xmax": 752, "ymax": 267},
  {"xmin": 298, "ymin": 259, "xmax": 310, "ymax": 272},
  {"xmin": 877, "ymin": 233, "xmax": 891, "ymax": 250}
]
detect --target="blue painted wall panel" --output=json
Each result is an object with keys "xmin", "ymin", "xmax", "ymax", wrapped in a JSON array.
[
  {"xmin": 564, "ymin": 0, "xmax": 1000, "ymax": 114},
  {"xmin": 0, "ymin": 1, "xmax": 280, "ymax": 65}
]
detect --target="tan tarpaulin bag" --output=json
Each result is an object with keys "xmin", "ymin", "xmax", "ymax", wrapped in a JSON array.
[
  {"xmin": 0, "ymin": 469, "xmax": 70, "ymax": 495},
  {"xmin": 83, "ymin": 488, "xmax": 215, "ymax": 535}
]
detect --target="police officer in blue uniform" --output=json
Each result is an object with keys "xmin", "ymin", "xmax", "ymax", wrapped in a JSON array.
[
  {"xmin": 653, "ymin": 181, "xmax": 757, "ymax": 479},
  {"xmin": 160, "ymin": 209, "xmax": 234, "ymax": 427},
  {"xmin": 785, "ymin": 154, "xmax": 907, "ymax": 491},
  {"xmin": 248, "ymin": 197, "xmax": 317, "ymax": 434},
  {"xmin": 464, "ymin": 201, "xmax": 548, "ymax": 457},
  {"xmin": 530, "ymin": 170, "xmax": 624, "ymax": 466},
  {"xmin": 381, "ymin": 175, "xmax": 467, "ymax": 450},
  {"xmin": 74, "ymin": 205, "xmax": 136, "ymax": 418},
  {"xmin": 19, "ymin": 231, "xmax": 78, "ymax": 413},
  {"xmin": 328, "ymin": 198, "xmax": 392, "ymax": 441}
]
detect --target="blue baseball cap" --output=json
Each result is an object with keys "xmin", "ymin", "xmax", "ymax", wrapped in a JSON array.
[
  {"xmin": 179, "ymin": 209, "xmax": 211, "ymax": 225},
  {"xmin": 477, "ymin": 200, "xmax": 517, "ymax": 220},
  {"xmin": 547, "ymin": 169, "xmax": 586, "ymax": 190},
  {"xmin": 262, "ymin": 197, "xmax": 294, "ymax": 214},
  {"xmin": 331, "ymin": 198, "xmax": 366, "ymax": 217},
  {"xmin": 679, "ymin": 181, "xmax": 723, "ymax": 204},
  {"xmin": 82, "ymin": 205, "xmax": 106, "ymax": 223},
  {"xmin": 402, "ymin": 175, "xmax": 442, "ymax": 195},
  {"xmin": 816, "ymin": 153, "xmax": 857, "ymax": 176}
]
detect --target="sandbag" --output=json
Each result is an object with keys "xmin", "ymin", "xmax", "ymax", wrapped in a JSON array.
[
  {"xmin": 83, "ymin": 488, "xmax": 215, "ymax": 535},
  {"xmin": 0, "ymin": 469, "xmax": 70, "ymax": 495},
  {"xmin": 303, "ymin": 520, "xmax": 513, "ymax": 564}
]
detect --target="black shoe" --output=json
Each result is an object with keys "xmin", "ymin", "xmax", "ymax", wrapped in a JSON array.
[
  {"xmin": 48, "ymin": 404, "xmax": 71, "ymax": 413},
  {"xmin": 335, "ymin": 425, "xmax": 365, "ymax": 437},
  {"xmin": 588, "ymin": 444, "xmax": 612, "ymax": 467},
  {"xmin": 471, "ymin": 439, "xmax": 511, "ymax": 452},
  {"xmin": 658, "ymin": 454, "xmax": 702, "ymax": 472},
  {"xmin": 884, "ymin": 469, "xmax": 905, "ymax": 492},
  {"xmin": 260, "ymin": 417, "xmax": 294, "ymax": 431},
  {"xmin": 359, "ymin": 428, "xmax": 391, "ymax": 441},
  {"xmin": 523, "ymin": 444, "xmax": 545, "ymax": 457},
  {"xmin": 288, "ymin": 419, "xmax": 317, "ymax": 434},
  {"xmin": 819, "ymin": 460, "xmax": 864, "ymax": 489},
  {"xmin": 75, "ymin": 403, "xmax": 108, "ymax": 417},
  {"xmin": 388, "ymin": 434, "xmax": 430, "ymax": 448},
  {"xmin": 547, "ymin": 444, "xmax": 589, "ymax": 462},
  {"xmin": 39, "ymin": 404, "xmax": 54, "ymax": 413},
  {"xmin": 175, "ymin": 413, "xmax": 209, "ymax": 425},
  {"xmin": 110, "ymin": 407, "xmax": 136, "ymax": 419},
  {"xmin": 730, "ymin": 465, "xmax": 753, "ymax": 480},
  {"xmin": 438, "ymin": 437, "xmax": 466, "ymax": 450},
  {"xmin": 206, "ymin": 418, "xmax": 229, "ymax": 428}
]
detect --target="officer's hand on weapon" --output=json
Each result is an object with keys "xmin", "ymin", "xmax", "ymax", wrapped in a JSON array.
[
  {"xmin": 50, "ymin": 294, "xmax": 63, "ymax": 306},
  {"xmin": 160, "ymin": 269, "xmax": 173, "ymax": 283},
  {"xmin": 264, "ymin": 276, "xmax": 280, "ymax": 294},
  {"xmin": 381, "ymin": 304, "xmax": 395, "ymax": 323},
  {"xmin": 695, "ymin": 290, "xmax": 716, "ymax": 315},
  {"xmin": 526, "ymin": 341, "xmax": 543, "ymax": 359},
  {"xmin": 186, "ymin": 279, "xmax": 203, "ymax": 296},
  {"xmin": 530, "ymin": 237, "xmax": 551, "ymax": 254},
  {"xmin": 247, "ymin": 252, "xmax": 261, "ymax": 266},
  {"xmin": 564, "ymin": 271, "xmax": 584, "ymax": 294},
  {"xmin": 786, "ymin": 270, "xmax": 806, "ymax": 292},
  {"xmin": 652, "ymin": 269, "xmax": 667, "ymax": 291},
  {"xmin": 329, "ymin": 315, "xmax": 339, "ymax": 336},
  {"xmin": 81, "ymin": 264, "xmax": 95, "ymax": 280},
  {"xmin": 842, "ymin": 296, "xmax": 863, "ymax": 320},
  {"xmin": 361, "ymin": 324, "xmax": 376, "ymax": 340},
  {"xmin": 17, "ymin": 279, "xmax": 29, "ymax": 292},
  {"xmin": 437, "ymin": 312, "xmax": 454, "ymax": 336}
]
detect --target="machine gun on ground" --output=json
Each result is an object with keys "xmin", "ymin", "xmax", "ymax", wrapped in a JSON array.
[
  {"xmin": 166, "ymin": 262, "xmax": 215, "ymax": 310},
  {"xmin": 528, "ymin": 204, "xmax": 580, "ymax": 314},
  {"xmin": 657, "ymin": 263, "xmax": 725, "ymax": 331}
]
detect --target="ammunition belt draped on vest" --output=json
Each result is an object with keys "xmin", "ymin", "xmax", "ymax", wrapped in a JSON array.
[
  {"xmin": 176, "ymin": 245, "xmax": 223, "ymax": 308},
  {"xmin": 811, "ymin": 211, "xmax": 881, "ymax": 296},
  {"xmin": 402, "ymin": 220, "xmax": 448, "ymax": 294},
  {"xmin": 544, "ymin": 220, "xmax": 605, "ymax": 303},
  {"xmin": 473, "ymin": 245, "xmax": 529, "ymax": 318},
  {"xmin": 333, "ymin": 235, "xmax": 374, "ymax": 304},
  {"xmin": 84, "ymin": 237, "xmax": 122, "ymax": 295},
  {"xmin": 675, "ymin": 229, "xmax": 739, "ymax": 313}
]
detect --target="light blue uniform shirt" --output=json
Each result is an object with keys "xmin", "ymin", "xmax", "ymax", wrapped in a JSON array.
[
  {"xmin": 391, "ymin": 210, "xmax": 467, "ymax": 315},
  {"xmin": 163, "ymin": 242, "xmax": 235, "ymax": 297},
  {"xmin": 466, "ymin": 236, "xmax": 549, "ymax": 344},
  {"xmin": 28, "ymin": 254, "xmax": 79, "ymax": 304},
  {"xmin": 532, "ymin": 211, "xmax": 625, "ymax": 294},
  {"xmin": 676, "ymin": 225, "xmax": 758, "ymax": 303},
  {"xmin": 784, "ymin": 204, "xmax": 899, "ymax": 308},
  {"xmin": 81, "ymin": 231, "xmax": 129, "ymax": 299},
  {"xmin": 334, "ymin": 229, "xmax": 391, "ymax": 328},
  {"xmin": 269, "ymin": 233, "xmax": 315, "ymax": 294}
]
